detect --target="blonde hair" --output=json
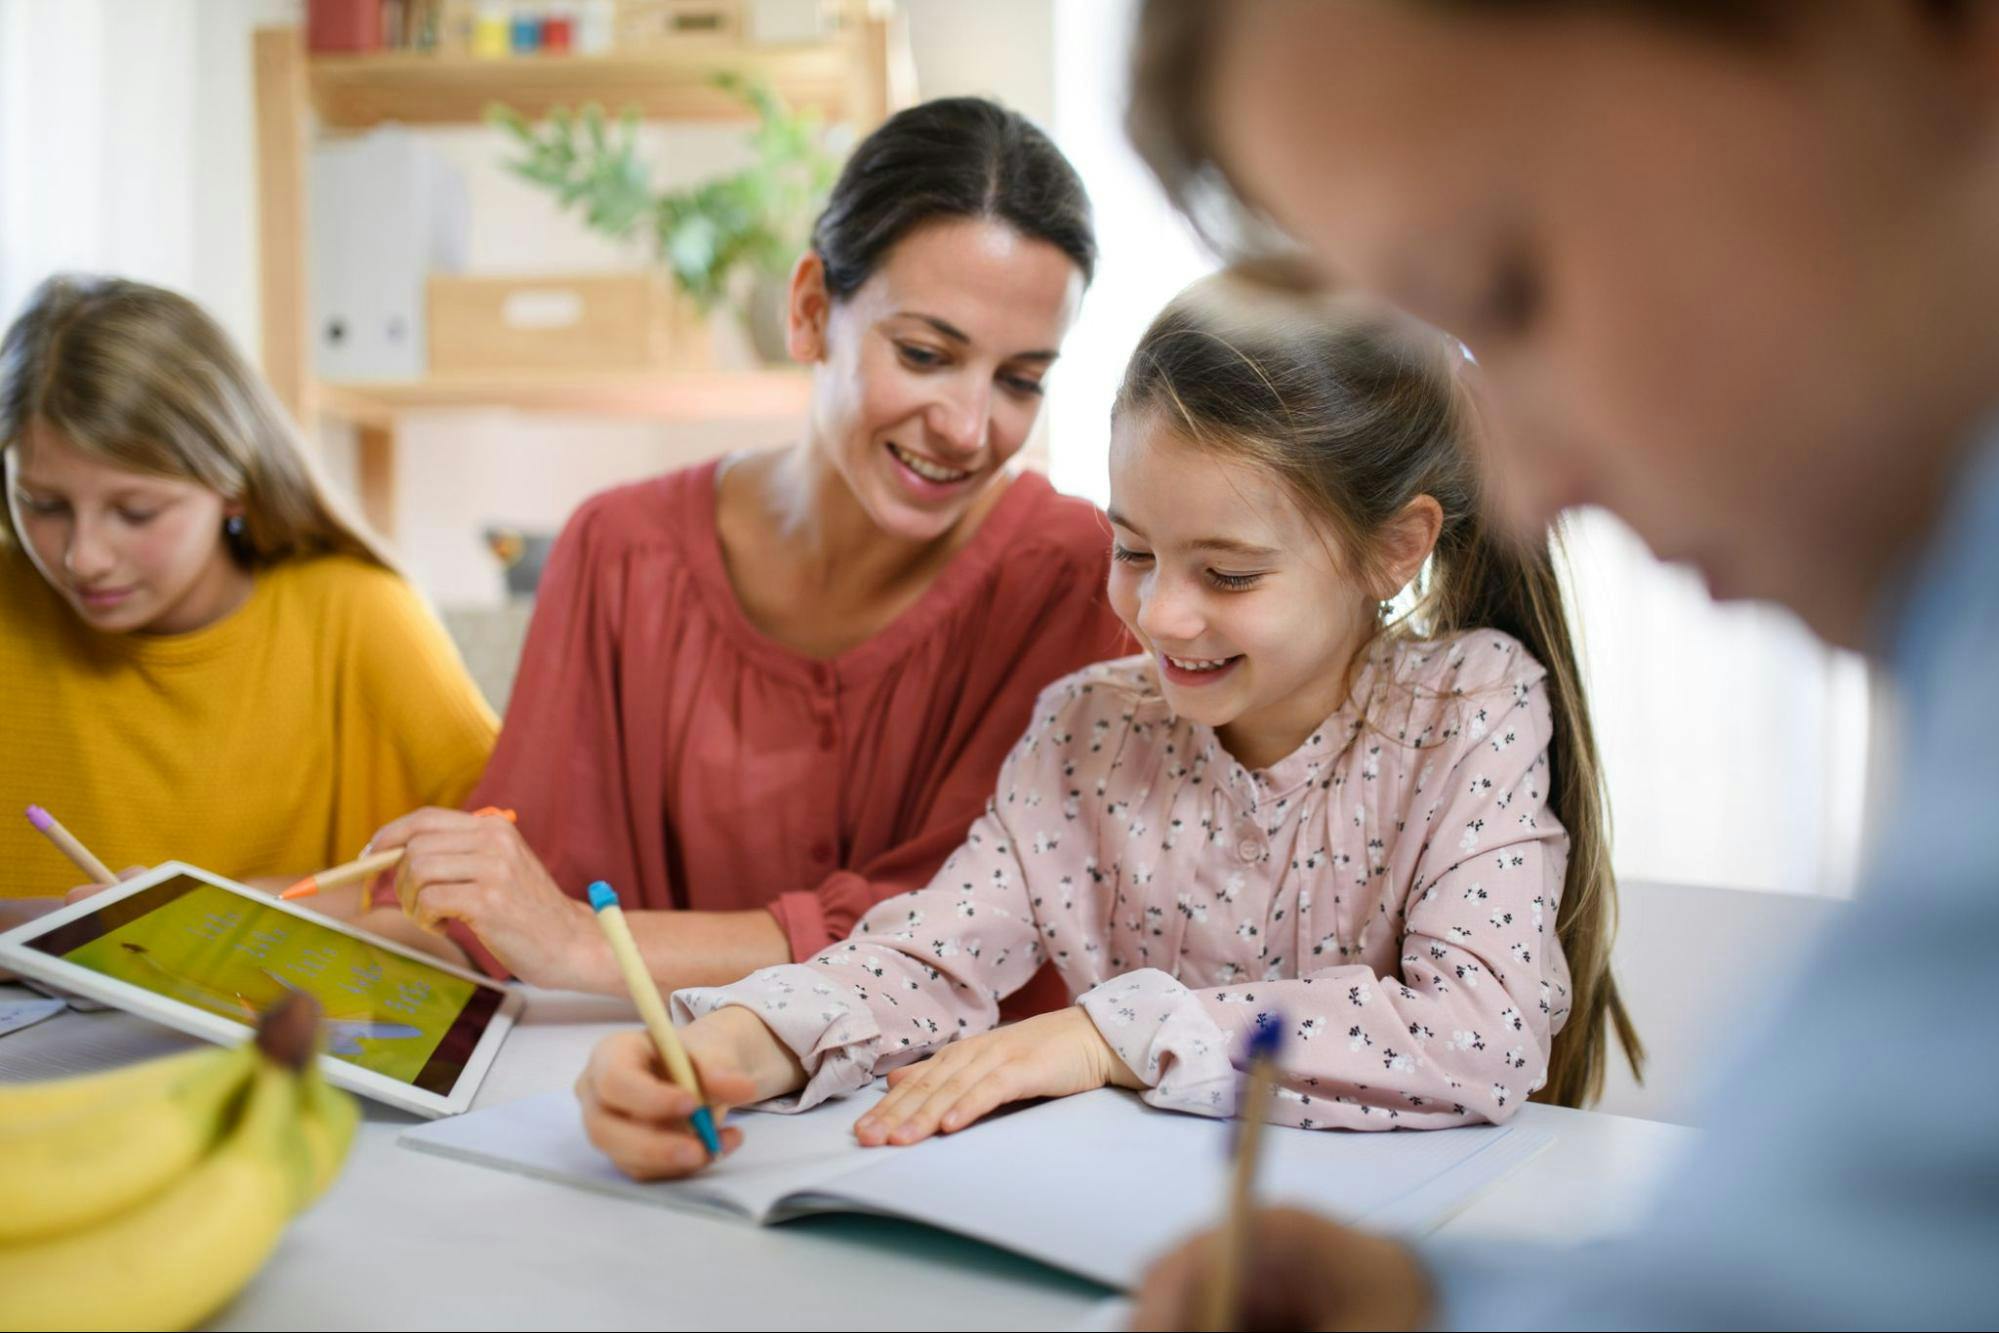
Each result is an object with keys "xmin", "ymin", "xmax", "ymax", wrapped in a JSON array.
[
  {"xmin": 1115, "ymin": 266, "xmax": 1643, "ymax": 1107},
  {"xmin": 0, "ymin": 274, "xmax": 391, "ymax": 570}
]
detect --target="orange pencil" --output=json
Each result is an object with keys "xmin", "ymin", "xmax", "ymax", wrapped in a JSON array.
[{"xmin": 281, "ymin": 807, "xmax": 515, "ymax": 901}]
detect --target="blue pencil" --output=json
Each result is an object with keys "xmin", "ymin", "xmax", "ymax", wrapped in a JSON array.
[
  {"xmin": 586, "ymin": 881, "xmax": 722, "ymax": 1159},
  {"xmin": 1206, "ymin": 1014, "xmax": 1286, "ymax": 1330}
]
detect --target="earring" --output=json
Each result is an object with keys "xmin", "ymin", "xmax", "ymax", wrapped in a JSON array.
[{"xmin": 225, "ymin": 515, "xmax": 245, "ymax": 538}]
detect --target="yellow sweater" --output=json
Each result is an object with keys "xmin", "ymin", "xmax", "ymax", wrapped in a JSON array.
[{"xmin": 2, "ymin": 552, "xmax": 497, "ymax": 895}]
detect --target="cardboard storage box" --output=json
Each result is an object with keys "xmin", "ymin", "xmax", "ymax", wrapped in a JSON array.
[
  {"xmin": 426, "ymin": 272, "xmax": 711, "ymax": 374},
  {"xmin": 615, "ymin": 0, "xmax": 742, "ymax": 47}
]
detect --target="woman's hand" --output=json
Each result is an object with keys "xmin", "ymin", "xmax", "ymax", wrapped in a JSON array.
[
  {"xmin": 1129, "ymin": 1206, "xmax": 1433, "ymax": 1332},
  {"xmin": 853, "ymin": 1006, "xmax": 1143, "ymax": 1147},
  {"xmin": 575, "ymin": 1008, "xmax": 805, "ymax": 1180},
  {"xmin": 365, "ymin": 807, "xmax": 607, "ymax": 992}
]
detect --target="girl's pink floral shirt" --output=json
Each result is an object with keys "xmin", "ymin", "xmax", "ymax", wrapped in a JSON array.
[{"xmin": 675, "ymin": 630, "xmax": 1573, "ymax": 1130}]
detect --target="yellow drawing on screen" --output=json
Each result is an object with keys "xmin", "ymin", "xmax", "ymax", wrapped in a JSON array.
[{"xmin": 58, "ymin": 882, "xmax": 477, "ymax": 1085}]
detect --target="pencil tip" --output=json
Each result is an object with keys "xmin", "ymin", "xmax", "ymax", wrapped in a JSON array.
[{"xmin": 1247, "ymin": 1013, "xmax": 1285, "ymax": 1063}]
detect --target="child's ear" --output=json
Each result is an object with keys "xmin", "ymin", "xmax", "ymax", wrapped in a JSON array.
[
  {"xmin": 786, "ymin": 251, "xmax": 832, "ymax": 364},
  {"xmin": 1372, "ymin": 495, "xmax": 1444, "ymax": 599}
]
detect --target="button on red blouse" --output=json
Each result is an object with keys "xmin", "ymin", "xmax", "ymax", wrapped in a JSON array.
[{"xmin": 464, "ymin": 458, "xmax": 1130, "ymax": 979}]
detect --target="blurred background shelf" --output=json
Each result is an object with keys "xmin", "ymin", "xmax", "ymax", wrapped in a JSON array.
[
  {"xmin": 308, "ymin": 49, "xmax": 861, "ymax": 128},
  {"xmin": 254, "ymin": 3, "xmax": 903, "ymax": 542},
  {"xmin": 317, "ymin": 368, "xmax": 813, "ymax": 427}
]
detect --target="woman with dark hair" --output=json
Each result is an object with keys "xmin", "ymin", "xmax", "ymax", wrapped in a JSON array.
[
  {"xmin": 365, "ymin": 97, "xmax": 1126, "ymax": 999},
  {"xmin": 1118, "ymin": 2, "xmax": 1999, "ymax": 1329}
]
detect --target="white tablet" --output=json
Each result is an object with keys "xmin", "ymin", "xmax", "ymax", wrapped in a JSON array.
[{"xmin": 0, "ymin": 862, "xmax": 521, "ymax": 1118}]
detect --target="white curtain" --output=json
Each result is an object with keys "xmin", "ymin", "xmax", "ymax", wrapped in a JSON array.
[
  {"xmin": 1045, "ymin": 0, "xmax": 1215, "ymax": 503},
  {"xmin": 1560, "ymin": 510, "xmax": 1871, "ymax": 896},
  {"xmin": 0, "ymin": 0, "xmax": 285, "ymax": 349},
  {"xmin": 1046, "ymin": 0, "xmax": 1871, "ymax": 899}
]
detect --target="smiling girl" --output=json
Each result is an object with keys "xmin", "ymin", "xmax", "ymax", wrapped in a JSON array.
[
  {"xmin": 0, "ymin": 275, "xmax": 495, "ymax": 941},
  {"xmin": 574, "ymin": 269, "xmax": 1642, "ymax": 1178}
]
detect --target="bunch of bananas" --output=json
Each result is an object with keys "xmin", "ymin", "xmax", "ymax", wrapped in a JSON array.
[{"xmin": 0, "ymin": 993, "xmax": 360, "ymax": 1332}]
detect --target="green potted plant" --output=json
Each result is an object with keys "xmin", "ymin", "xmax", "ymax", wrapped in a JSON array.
[{"xmin": 488, "ymin": 74, "xmax": 844, "ymax": 364}]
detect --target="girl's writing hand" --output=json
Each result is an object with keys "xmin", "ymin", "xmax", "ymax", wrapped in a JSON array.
[
  {"xmin": 363, "ymin": 807, "xmax": 606, "ymax": 992},
  {"xmin": 1129, "ymin": 1206, "xmax": 1432, "ymax": 1332},
  {"xmin": 575, "ymin": 1029, "xmax": 755, "ymax": 1180},
  {"xmin": 853, "ymin": 1006, "xmax": 1142, "ymax": 1147}
]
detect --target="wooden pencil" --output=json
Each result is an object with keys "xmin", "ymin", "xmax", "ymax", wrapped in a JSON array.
[
  {"xmin": 25, "ymin": 805, "xmax": 117, "ymax": 886},
  {"xmin": 1202, "ymin": 1018, "xmax": 1285, "ymax": 1332},
  {"xmin": 280, "ymin": 806, "xmax": 515, "ymax": 902}
]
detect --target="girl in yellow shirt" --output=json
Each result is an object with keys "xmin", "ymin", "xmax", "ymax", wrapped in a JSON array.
[{"xmin": 0, "ymin": 274, "xmax": 495, "ymax": 954}]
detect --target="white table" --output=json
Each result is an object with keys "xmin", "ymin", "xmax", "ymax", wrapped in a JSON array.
[{"xmin": 0, "ymin": 986, "xmax": 1695, "ymax": 1331}]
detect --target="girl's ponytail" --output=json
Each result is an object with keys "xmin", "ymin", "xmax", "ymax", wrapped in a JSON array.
[{"xmin": 1430, "ymin": 512, "xmax": 1645, "ymax": 1106}]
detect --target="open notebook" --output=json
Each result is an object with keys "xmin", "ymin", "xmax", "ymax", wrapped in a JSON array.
[{"xmin": 400, "ymin": 1085, "xmax": 1553, "ymax": 1290}]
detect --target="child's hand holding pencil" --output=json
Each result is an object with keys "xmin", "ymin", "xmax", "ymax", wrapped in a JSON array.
[
  {"xmin": 574, "ymin": 1028, "xmax": 759, "ymax": 1178},
  {"xmin": 1131, "ymin": 1015, "xmax": 1432, "ymax": 1332},
  {"xmin": 577, "ymin": 887, "xmax": 809, "ymax": 1181},
  {"xmin": 1128, "ymin": 1206, "xmax": 1432, "ymax": 1332}
]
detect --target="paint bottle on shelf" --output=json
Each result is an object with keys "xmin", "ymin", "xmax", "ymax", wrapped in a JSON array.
[
  {"xmin": 510, "ymin": 5, "xmax": 542, "ymax": 53},
  {"xmin": 577, "ymin": 0, "xmax": 614, "ymax": 55},
  {"xmin": 542, "ymin": 3, "xmax": 574, "ymax": 53},
  {"xmin": 472, "ymin": 2, "xmax": 510, "ymax": 57},
  {"xmin": 305, "ymin": 0, "xmax": 383, "ymax": 52}
]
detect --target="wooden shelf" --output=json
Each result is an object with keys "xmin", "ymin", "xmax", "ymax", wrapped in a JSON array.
[
  {"xmin": 317, "ymin": 369, "xmax": 813, "ymax": 428},
  {"xmin": 309, "ymin": 49, "xmax": 858, "ymax": 129},
  {"xmin": 255, "ymin": 11, "xmax": 900, "ymax": 538}
]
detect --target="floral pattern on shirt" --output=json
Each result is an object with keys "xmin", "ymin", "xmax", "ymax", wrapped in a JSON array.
[{"xmin": 675, "ymin": 630, "xmax": 1571, "ymax": 1130}]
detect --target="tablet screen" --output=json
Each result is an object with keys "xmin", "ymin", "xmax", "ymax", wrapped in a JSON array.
[{"xmin": 25, "ymin": 874, "xmax": 503, "ymax": 1096}]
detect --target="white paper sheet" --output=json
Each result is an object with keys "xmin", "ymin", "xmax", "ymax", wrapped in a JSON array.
[
  {"xmin": 1072, "ymin": 1297, "xmax": 1133, "ymax": 1331},
  {"xmin": 400, "ymin": 1085, "xmax": 1552, "ymax": 1289},
  {"xmin": 402, "ymin": 1085, "xmax": 893, "ymax": 1222},
  {"xmin": 0, "ymin": 998, "xmax": 66, "ymax": 1039},
  {"xmin": 0, "ymin": 1005, "xmax": 205, "ymax": 1083},
  {"xmin": 814, "ymin": 1088, "xmax": 1554, "ymax": 1286}
]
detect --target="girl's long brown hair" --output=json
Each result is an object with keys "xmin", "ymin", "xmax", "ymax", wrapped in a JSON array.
[
  {"xmin": 1115, "ymin": 269, "xmax": 1642, "ymax": 1107},
  {"xmin": 1, "ymin": 274, "xmax": 392, "ymax": 570}
]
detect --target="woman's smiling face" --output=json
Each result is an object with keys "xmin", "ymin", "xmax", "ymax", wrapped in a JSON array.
[
  {"xmin": 803, "ymin": 216, "xmax": 1086, "ymax": 544},
  {"xmin": 1107, "ymin": 411, "xmax": 1378, "ymax": 769}
]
